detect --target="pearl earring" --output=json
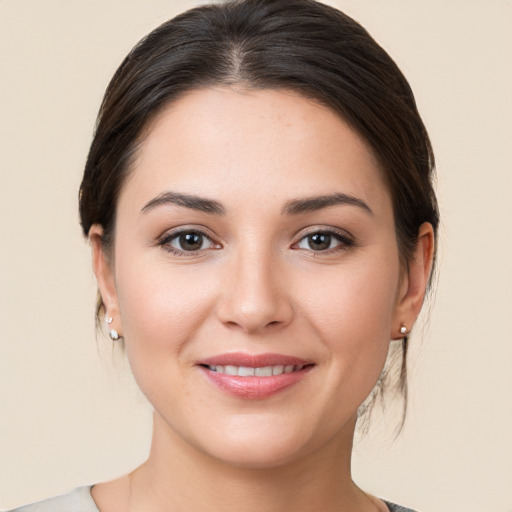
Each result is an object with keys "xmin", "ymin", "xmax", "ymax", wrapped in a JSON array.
[
  {"xmin": 109, "ymin": 329, "xmax": 120, "ymax": 341},
  {"xmin": 400, "ymin": 324, "xmax": 407, "ymax": 335}
]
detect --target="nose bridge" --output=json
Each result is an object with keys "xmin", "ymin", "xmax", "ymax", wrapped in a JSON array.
[{"xmin": 217, "ymin": 238, "xmax": 292, "ymax": 333}]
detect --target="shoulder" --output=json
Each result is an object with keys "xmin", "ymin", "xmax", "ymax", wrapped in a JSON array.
[
  {"xmin": 6, "ymin": 486, "xmax": 99, "ymax": 512},
  {"xmin": 383, "ymin": 500, "xmax": 421, "ymax": 512}
]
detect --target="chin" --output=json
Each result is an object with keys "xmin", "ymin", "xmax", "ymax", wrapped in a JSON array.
[
  {"xmin": 188, "ymin": 413, "xmax": 332, "ymax": 470},
  {"xmin": 206, "ymin": 438, "xmax": 310, "ymax": 470}
]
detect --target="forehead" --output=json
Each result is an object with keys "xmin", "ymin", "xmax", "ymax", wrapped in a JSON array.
[{"xmin": 120, "ymin": 87, "xmax": 390, "ymax": 215}]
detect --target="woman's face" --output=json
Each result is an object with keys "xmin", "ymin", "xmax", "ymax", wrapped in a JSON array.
[{"xmin": 93, "ymin": 87, "xmax": 421, "ymax": 468}]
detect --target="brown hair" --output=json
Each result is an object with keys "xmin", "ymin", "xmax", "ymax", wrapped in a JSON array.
[{"xmin": 79, "ymin": 0, "xmax": 439, "ymax": 426}]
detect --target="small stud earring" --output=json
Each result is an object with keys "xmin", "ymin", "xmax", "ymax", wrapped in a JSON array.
[
  {"xmin": 105, "ymin": 315, "xmax": 113, "ymax": 325},
  {"xmin": 400, "ymin": 324, "xmax": 407, "ymax": 335},
  {"xmin": 109, "ymin": 329, "xmax": 120, "ymax": 341}
]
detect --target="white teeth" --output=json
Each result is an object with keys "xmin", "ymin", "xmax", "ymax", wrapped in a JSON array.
[
  {"xmin": 272, "ymin": 365, "xmax": 284, "ymax": 376},
  {"xmin": 224, "ymin": 365, "xmax": 237, "ymax": 375},
  {"xmin": 238, "ymin": 366, "xmax": 255, "ymax": 376},
  {"xmin": 208, "ymin": 364, "xmax": 304, "ymax": 377},
  {"xmin": 255, "ymin": 366, "xmax": 273, "ymax": 377}
]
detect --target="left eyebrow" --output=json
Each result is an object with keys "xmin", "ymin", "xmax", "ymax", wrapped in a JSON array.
[
  {"xmin": 282, "ymin": 193, "xmax": 374, "ymax": 216},
  {"xmin": 141, "ymin": 191, "xmax": 225, "ymax": 215}
]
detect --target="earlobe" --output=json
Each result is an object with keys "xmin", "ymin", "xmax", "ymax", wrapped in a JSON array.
[
  {"xmin": 89, "ymin": 224, "xmax": 122, "ymax": 336},
  {"xmin": 393, "ymin": 222, "xmax": 435, "ymax": 339}
]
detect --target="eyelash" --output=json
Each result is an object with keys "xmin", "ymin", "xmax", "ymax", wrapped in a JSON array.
[{"xmin": 157, "ymin": 227, "xmax": 355, "ymax": 256}]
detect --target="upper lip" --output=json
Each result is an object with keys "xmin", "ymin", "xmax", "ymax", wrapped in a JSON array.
[{"xmin": 198, "ymin": 352, "xmax": 313, "ymax": 368}]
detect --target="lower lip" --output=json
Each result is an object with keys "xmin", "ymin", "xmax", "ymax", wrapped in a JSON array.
[{"xmin": 199, "ymin": 366, "xmax": 314, "ymax": 400}]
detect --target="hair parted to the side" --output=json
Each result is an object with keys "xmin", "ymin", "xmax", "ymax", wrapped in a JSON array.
[{"xmin": 79, "ymin": 0, "xmax": 439, "ymax": 429}]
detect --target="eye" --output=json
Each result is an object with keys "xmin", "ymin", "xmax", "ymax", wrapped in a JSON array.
[
  {"xmin": 295, "ymin": 230, "xmax": 354, "ymax": 252},
  {"xmin": 159, "ymin": 229, "xmax": 220, "ymax": 255}
]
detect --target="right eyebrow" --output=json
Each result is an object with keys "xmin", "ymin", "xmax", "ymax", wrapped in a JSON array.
[
  {"xmin": 141, "ymin": 191, "xmax": 225, "ymax": 215},
  {"xmin": 282, "ymin": 192, "xmax": 373, "ymax": 216}
]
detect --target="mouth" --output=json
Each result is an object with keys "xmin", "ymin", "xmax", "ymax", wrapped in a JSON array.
[{"xmin": 197, "ymin": 353, "xmax": 315, "ymax": 399}]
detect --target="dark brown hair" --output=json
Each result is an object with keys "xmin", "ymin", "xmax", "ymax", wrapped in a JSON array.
[{"xmin": 79, "ymin": 0, "xmax": 439, "ymax": 426}]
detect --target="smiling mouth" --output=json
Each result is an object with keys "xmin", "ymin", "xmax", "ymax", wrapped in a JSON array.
[
  {"xmin": 203, "ymin": 364, "xmax": 308, "ymax": 377},
  {"xmin": 197, "ymin": 354, "xmax": 315, "ymax": 399}
]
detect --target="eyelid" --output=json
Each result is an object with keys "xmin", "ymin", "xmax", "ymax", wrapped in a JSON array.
[{"xmin": 294, "ymin": 225, "xmax": 354, "ymax": 241}]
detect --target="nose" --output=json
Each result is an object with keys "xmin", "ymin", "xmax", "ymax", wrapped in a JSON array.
[{"xmin": 216, "ymin": 245, "xmax": 294, "ymax": 334}]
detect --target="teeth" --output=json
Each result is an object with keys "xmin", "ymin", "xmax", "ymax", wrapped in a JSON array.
[
  {"xmin": 238, "ymin": 366, "xmax": 255, "ymax": 377},
  {"xmin": 272, "ymin": 365, "xmax": 284, "ymax": 376},
  {"xmin": 208, "ymin": 364, "xmax": 304, "ymax": 376},
  {"xmin": 255, "ymin": 366, "xmax": 273, "ymax": 377},
  {"xmin": 225, "ymin": 365, "xmax": 237, "ymax": 376}
]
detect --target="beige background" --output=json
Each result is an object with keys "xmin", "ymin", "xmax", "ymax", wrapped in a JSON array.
[{"xmin": 1, "ymin": 0, "xmax": 511, "ymax": 510}]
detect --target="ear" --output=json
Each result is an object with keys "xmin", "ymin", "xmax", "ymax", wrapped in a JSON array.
[
  {"xmin": 392, "ymin": 222, "xmax": 435, "ymax": 339},
  {"xmin": 89, "ymin": 224, "xmax": 122, "ymax": 336}
]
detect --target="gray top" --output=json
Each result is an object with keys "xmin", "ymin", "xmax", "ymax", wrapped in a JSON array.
[
  {"xmin": 7, "ymin": 487, "xmax": 99, "ymax": 512},
  {"xmin": 7, "ymin": 486, "xmax": 419, "ymax": 512}
]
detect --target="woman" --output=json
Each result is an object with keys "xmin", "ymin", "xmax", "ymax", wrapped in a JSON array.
[{"xmin": 10, "ymin": 0, "xmax": 438, "ymax": 510}]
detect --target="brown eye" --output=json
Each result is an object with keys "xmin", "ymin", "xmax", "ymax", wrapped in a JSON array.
[
  {"xmin": 177, "ymin": 232, "xmax": 204, "ymax": 251},
  {"xmin": 298, "ymin": 232, "xmax": 336, "ymax": 251},
  {"xmin": 307, "ymin": 233, "xmax": 332, "ymax": 251},
  {"xmin": 296, "ymin": 230, "xmax": 354, "ymax": 252},
  {"xmin": 164, "ymin": 230, "xmax": 216, "ymax": 253}
]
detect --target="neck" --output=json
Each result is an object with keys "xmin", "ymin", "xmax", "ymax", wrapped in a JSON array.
[{"xmin": 127, "ymin": 411, "xmax": 377, "ymax": 512}]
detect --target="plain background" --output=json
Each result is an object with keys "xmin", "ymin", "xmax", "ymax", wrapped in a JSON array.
[{"xmin": 1, "ymin": 0, "xmax": 511, "ymax": 510}]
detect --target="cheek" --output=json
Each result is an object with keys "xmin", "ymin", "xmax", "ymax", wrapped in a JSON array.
[
  {"xmin": 302, "ymin": 255, "xmax": 399, "ymax": 336},
  {"xmin": 297, "ymin": 254, "xmax": 400, "ymax": 390},
  {"xmin": 114, "ymin": 260, "xmax": 221, "ymax": 417},
  {"xmin": 114, "ymin": 250, "xmax": 218, "ymax": 365}
]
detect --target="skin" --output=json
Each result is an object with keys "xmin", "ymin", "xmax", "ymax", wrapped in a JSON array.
[{"xmin": 90, "ymin": 87, "xmax": 434, "ymax": 512}]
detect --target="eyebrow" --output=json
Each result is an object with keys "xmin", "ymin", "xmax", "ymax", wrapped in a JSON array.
[
  {"xmin": 141, "ymin": 191, "xmax": 225, "ymax": 215},
  {"xmin": 282, "ymin": 193, "xmax": 373, "ymax": 216}
]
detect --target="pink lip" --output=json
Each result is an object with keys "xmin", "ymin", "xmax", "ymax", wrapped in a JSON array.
[{"xmin": 197, "ymin": 352, "xmax": 315, "ymax": 400}]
